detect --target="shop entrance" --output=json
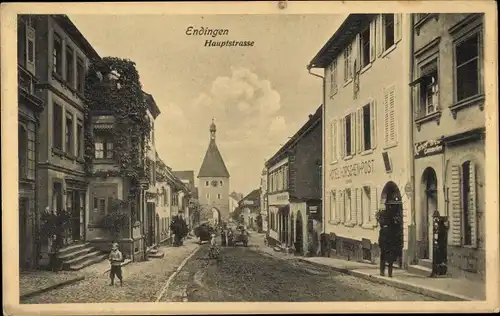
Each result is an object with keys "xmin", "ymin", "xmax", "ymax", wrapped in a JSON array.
[{"xmin": 421, "ymin": 167, "xmax": 438, "ymax": 260}]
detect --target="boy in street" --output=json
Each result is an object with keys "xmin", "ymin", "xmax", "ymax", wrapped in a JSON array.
[{"xmin": 109, "ymin": 242, "xmax": 123, "ymax": 286}]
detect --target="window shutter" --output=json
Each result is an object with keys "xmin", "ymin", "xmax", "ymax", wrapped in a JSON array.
[
  {"xmin": 383, "ymin": 89, "xmax": 390, "ymax": 145},
  {"xmin": 369, "ymin": 19, "xmax": 376, "ymax": 62},
  {"xmin": 339, "ymin": 190, "xmax": 345, "ymax": 223},
  {"xmin": 370, "ymin": 186, "xmax": 378, "ymax": 226},
  {"xmin": 355, "ymin": 34, "xmax": 362, "ymax": 73},
  {"xmin": 395, "ymin": 14, "xmax": 402, "ymax": 43},
  {"xmin": 356, "ymin": 187, "xmax": 363, "ymax": 225},
  {"xmin": 329, "ymin": 191, "xmax": 335, "ymax": 223},
  {"xmin": 468, "ymin": 162, "xmax": 478, "ymax": 248},
  {"xmin": 389, "ymin": 87, "xmax": 397, "ymax": 144},
  {"xmin": 350, "ymin": 112, "xmax": 356, "ymax": 156},
  {"xmin": 450, "ymin": 164, "xmax": 462, "ymax": 246},
  {"xmin": 331, "ymin": 120, "xmax": 337, "ymax": 162},
  {"xmin": 357, "ymin": 109, "xmax": 363, "ymax": 154},
  {"xmin": 377, "ymin": 15, "xmax": 384, "ymax": 57},
  {"xmin": 26, "ymin": 24, "xmax": 36, "ymax": 75},
  {"xmin": 370, "ymin": 100, "xmax": 377, "ymax": 149},
  {"xmin": 340, "ymin": 117, "xmax": 345, "ymax": 158},
  {"xmin": 350, "ymin": 189, "xmax": 357, "ymax": 224},
  {"xmin": 336, "ymin": 190, "xmax": 341, "ymax": 224}
]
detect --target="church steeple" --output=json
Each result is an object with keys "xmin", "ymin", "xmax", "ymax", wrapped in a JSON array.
[{"xmin": 210, "ymin": 118, "xmax": 216, "ymax": 140}]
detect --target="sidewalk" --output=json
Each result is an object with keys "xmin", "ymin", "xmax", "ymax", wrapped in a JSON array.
[
  {"xmin": 249, "ymin": 234, "xmax": 485, "ymax": 301},
  {"xmin": 20, "ymin": 270, "xmax": 85, "ymax": 299}
]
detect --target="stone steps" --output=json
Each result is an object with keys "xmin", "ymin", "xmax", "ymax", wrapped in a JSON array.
[{"xmin": 58, "ymin": 242, "xmax": 108, "ymax": 271}]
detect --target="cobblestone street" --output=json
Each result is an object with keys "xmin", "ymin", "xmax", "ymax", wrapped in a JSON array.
[
  {"xmin": 21, "ymin": 242, "xmax": 199, "ymax": 304},
  {"xmin": 162, "ymin": 244, "xmax": 437, "ymax": 302}
]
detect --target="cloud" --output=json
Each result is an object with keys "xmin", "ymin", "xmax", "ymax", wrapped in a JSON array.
[{"xmin": 155, "ymin": 67, "xmax": 288, "ymax": 193}]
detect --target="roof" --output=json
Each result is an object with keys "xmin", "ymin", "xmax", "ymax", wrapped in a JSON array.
[
  {"xmin": 241, "ymin": 189, "xmax": 261, "ymax": 202},
  {"xmin": 265, "ymin": 104, "xmax": 322, "ymax": 168},
  {"xmin": 155, "ymin": 156, "xmax": 188, "ymax": 192},
  {"xmin": 198, "ymin": 139, "xmax": 230, "ymax": 178},
  {"xmin": 172, "ymin": 171, "xmax": 195, "ymax": 184},
  {"xmin": 52, "ymin": 15, "xmax": 101, "ymax": 63},
  {"xmin": 308, "ymin": 14, "xmax": 374, "ymax": 69},
  {"xmin": 143, "ymin": 92, "xmax": 161, "ymax": 119}
]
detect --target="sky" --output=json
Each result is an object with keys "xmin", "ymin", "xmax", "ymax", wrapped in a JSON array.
[{"xmin": 69, "ymin": 14, "xmax": 346, "ymax": 195}]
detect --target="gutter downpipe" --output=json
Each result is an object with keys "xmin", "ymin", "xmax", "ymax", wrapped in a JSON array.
[
  {"xmin": 307, "ymin": 65, "xmax": 326, "ymax": 242},
  {"xmin": 408, "ymin": 14, "xmax": 417, "ymax": 265}
]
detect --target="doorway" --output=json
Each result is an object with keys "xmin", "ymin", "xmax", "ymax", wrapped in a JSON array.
[
  {"xmin": 295, "ymin": 211, "xmax": 303, "ymax": 254},
  {"xmin": 19, "ymin": 198, "xmax": 28, "ymax": 270},
  {"xmin": 381, "ymin": 181, "xmax": 404, "ymax": 266},
  {"xmin": 421, "ymin": 168, "xmax": 438, "ymax": 260},
  {"xmin": 146, "ymin": 202, "xmax": 155, "ymax": 247}
]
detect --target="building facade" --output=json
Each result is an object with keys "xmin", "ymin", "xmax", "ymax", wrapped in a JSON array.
[
  {"xmin": 239, "ymin": 189, "xmax": 261, "ymax": 230},
  {"xmin": 308, "ymin": 14, "xmax": 413, "ymax": 266},
  {"xmin": 18, "ymin": 15, "xmax": 46, "ymax": 270},
  {"xmin": 197, "ymin": 120, "xmax": 230, "ymax": 224},
  {"xmin": 266, "ymin": 105, "xmax": 323, "ymax": 256},
  {"xmin": 172, "ymin": 170, "xmax": 196, "ymax": 228},
  {"xmin": 34, "ymin": 15, "xmax": 102, "ymax": 261},
  {"xmin": 409, "ymin": 13, "xmax": 485, "ymax": 281},
  {"xmin": 260, "ymin": 168, "xmax": 269, "ymax": 232}
]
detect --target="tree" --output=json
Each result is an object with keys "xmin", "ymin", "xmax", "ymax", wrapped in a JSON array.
[{"xmin": 98, "ymin": 199, "xmax": 129, "ymax": 243}]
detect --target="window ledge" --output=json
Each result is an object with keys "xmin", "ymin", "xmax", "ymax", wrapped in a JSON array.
[
  {"xmin": 64, "ymin": 152, "xmax": 76, "ymax": 161},
  {"xmin": 381, "ymin": 44, "xmax": 397, "ymax": 59},
  {"xmin": 415, "ymin": 110, "xmax": 442, "ymax": 131},
  {"xmin": 330, "ymin": 160, "xmax": 338, "ymax": 165},
  {"xmin": 383, "ymin": 142, "xmax": 398, "ymax": 151},
  {"xmin": 94, "ymin": 158, "xmax": 116, "ymax": 164},
  {"xmin": 52, "ymin": 71, "xmax": 63, "ymax": 83},
  {"xmin": 343, "ymin": 79, "xmax": 353, "ymax": 88},
  {"xmin": 360, "ymin": 63, "xmax": 372, "ymax": 75},
  {"xmin": 361, "ymin": 149, "xmax": 374, "ymax": 156},
  {"xmin": 343, "ymin": 155, "xmax": 353, "ymax": 161},
  {"xmin": 329, "ymin": 89, "xmax": 338, "ymax": 99},
  {"xmin": 362, "ymin": 222, "xmax": 378, "ymax": 230},
  {"xmin": 344, "ymin": 222, "xmax": 356, "ymax": 228},
  {"xmin": 449, "ymin": 94, "xmax": 485, "ymax": 119},
  {"xmin": 51, "ymin": 147, "xmax": 65, "ymax": 158}
]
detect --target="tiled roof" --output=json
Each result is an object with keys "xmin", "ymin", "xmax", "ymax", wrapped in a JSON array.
[{"xmin": 198, "ymin": 139, "xmax": 230, "ymax": 178}]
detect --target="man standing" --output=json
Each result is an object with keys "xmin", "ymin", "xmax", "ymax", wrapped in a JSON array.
[{"xmin": 378, "ymin": 213, "xmax": 395, "ymax": 278}]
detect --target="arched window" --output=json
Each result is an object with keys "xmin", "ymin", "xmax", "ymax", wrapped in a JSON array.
[{"xmin": 18, "ymin": 125, "xmax": 28, "ymax": 179}]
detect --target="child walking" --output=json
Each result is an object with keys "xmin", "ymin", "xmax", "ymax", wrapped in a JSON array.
[{"xmin": 109, "ymin": 242, "xmax": 123, "ymax": 286}]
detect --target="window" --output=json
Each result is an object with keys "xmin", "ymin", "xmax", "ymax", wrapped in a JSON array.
[
  {"xmin": 18, "ymin": 16, "xmax": 36, "ymax": 74},
  {"xmin": 344, "ymin": 189, "xmax": 352, "ymax": 223},
  {"xmin": 383, "ymin": 14, "xmax": 395, "ymax": 50},
  {"xmin": 65, "ymin": 113, "xmax": 73, "ymax": 155},
  {"xmin": 330, "ymin": 119, "xmax": 338, "ymax": 163},
  {"xmin": 220, "ymin": 180, "xmax": 223, "ymax": 186},
  {"xmin": 76, "ymin": 120, "xmax": 83, "ymax": 158},
  {"xmin": 358, "ymin": 102, "xmax": 377, "ymax": 152},
  {"xmin": 329, "ymin": 191, "xmax": 336, "ymax": 223},
  {"xmin": 76, "ymin": 57, "xmax": 85, "ymax": 94},
  {"xmin": 66, "ymin": 46, "xmax": 74, "ymax": 87},
  {"xmin": 53, "ymin": 103, "xmax": 63, "ymax": 150},
  {"xmin": 343, "ymin": 44, "xmax": 352, "ymax": 82},
  {"xmin": 455, "ymin": 32, "xmax": 481, "ymax": 102},
  {"xmin": 418, "ymin": 67, "xmax": 439, "ymax": 116},
  {"xmin": 94, "ymin": 132, "xmax": 114, "ymax": 159},
  {"xmin": 53, "ymin": 32, "xmax": 62, "ymax": 75},
  {"xmin": 18, "ymin": 125, "xmax": 28, "ymax": 179},
  {"xmin": 329, "ymin": 60, "xmax": 338, "ymax": 95},
  {"xmin": 360, "ymin": 27, "xmax": 371, "ymax": 68},
  {"xmin": 344, "ymin": 114, "xmax": 352, "ymax": 156},
  {"xmin": 205, "ymin": 181, "xmax": 209, "ymax": 187},
  {"xmin": 217, "ymin": 194, "xmax": 221, "ymax": 200},
  {"xmin": 383, "ymin": 86, "xmax": 397, "ymax": 147}
]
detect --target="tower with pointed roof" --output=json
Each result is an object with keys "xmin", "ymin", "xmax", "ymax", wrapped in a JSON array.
[{"xmin": 197, "ymin": 119, "xmax": 230, "ymax": 224}]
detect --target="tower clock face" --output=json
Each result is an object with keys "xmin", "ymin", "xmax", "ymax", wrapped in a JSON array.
[{"xmin": 211, "ymin": 180, "xmax": 218, "ymax": 187}]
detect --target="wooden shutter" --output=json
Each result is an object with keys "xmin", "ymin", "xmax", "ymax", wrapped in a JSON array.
[
  {"xmin": 468, "ymin": 162, "xmax": 478, "ymax": 247},
  {"xmin": 377, "ymin": 15, "xmax": 384, "ymax": 57},
  {"xmin": 339, "ymin": 190, "xmax": 345, "ymax": 223},
  {"xmin": 389, "ymin": 87, "xmax": 397, "ymax": 144},
  {"xmin": 357, "ymin": 108, "xmax": 363, "ymax": 154},
  {"xmin": 370, "ymin": 186, "xmax": 378, "ymax": 226},
  {"xmin": 369, "ymin": 18, "xmax": 376, "ymax": 62},
  {"xmin": 350, "ymin": 112, "xmax": 356, "ymax": 156},
  {"xmin": 450, "ymin": 164, "xmax": 462, "ymax": 246},
  {"xmin": 350, "ymin": 189, "xmax": 357, "ymax": 224},
  {"xmin": 383, "ymin": 89, "xmax": 390, "ymax": 145},
  {"xmin": 331, "ymin": 120, "xmax": 337, "ymax": 162},
  {"xmin": 356, "ymin": 187, "xmax": 363, "ymax": 225},
  {"xmin": 395, "ymin": 14, "xmax": 402, "ymax": 43},
  {"xmin": 26, "ymin": 24, "xmax": 36, "ymax": 75},
  {"xmin": 340, "ymin": 117, "xmax": 345, "ymax": 158},
  {"xmin": 355, "ymin": 34, "xmax": 362, "ymax": 73},
  {"xmin": 370, "ymin": 100, "xmax": 377, "ymax": 149}
]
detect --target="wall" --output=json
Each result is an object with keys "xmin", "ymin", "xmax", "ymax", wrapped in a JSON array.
[
  {"xmin": 198, "ymin": 176, "xmax": 230, "ymax": 220},
  {"xmin": 323, "ymin": 14, "xmax": 413, "ymax": 264},
  {"xmin": 292, "ymin": 121, "xmax": 322, "ymax": 200}
]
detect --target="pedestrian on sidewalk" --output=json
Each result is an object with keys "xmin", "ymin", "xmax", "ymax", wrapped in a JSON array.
[
  {"xmin": 108, "ymin": 242, "xmax": 124, "ymax": 286},
  {"xmin": 378, "ymin": 213, "xmax": 395, "ymax": 278}
]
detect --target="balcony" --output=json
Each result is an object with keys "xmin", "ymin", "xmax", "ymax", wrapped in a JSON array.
[{"xmin": 18, "ymin": 65, "xmax": 43, "ymax": 110}]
